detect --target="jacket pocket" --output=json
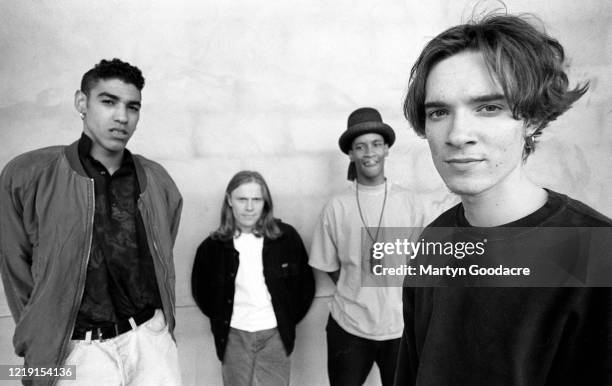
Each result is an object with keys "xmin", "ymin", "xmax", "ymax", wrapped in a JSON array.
[{"xmin": 266, "ymin": 261, "xmax": 301, "ymax": 278}]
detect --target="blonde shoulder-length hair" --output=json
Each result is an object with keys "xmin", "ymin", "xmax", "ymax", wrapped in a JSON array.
[{"xmin": 210, "ymin": 170, "xmax": 282, "ymax": 241}]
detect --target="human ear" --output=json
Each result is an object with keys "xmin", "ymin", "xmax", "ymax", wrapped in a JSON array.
[
  {"xmin": 348, "ymin": 150, "xmax": 356, "ymax": 162},
  {"xmin": 74, "ymin": 90, "xmax": 87, "ymax": 118}
]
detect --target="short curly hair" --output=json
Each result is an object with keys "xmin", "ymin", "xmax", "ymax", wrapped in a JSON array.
[
  {"xmin": 403, "ymin": 13, "xmax": 588, "ymax": 157},
  {"xmin": 80, "ymin": 58, "xmax": 145, "ymax": 95}
]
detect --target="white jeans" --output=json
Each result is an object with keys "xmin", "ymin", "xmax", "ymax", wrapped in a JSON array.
[{"xmin": 57, "ymin": 309, "xmax": 182, "ymax": 386}]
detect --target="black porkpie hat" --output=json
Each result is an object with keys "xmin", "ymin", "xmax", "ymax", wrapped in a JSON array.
[{"xmin": 338, "ymin": 107, "xmax": 396, "ymax": 154}]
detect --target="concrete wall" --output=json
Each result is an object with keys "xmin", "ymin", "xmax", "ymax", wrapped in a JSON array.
[{"xmin": 1, "ymin": 0, "xmax": 611, "ymax": 384}]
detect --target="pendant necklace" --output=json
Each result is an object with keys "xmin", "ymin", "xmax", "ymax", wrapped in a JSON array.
[{"xmin": 356, "ymin": 178, "xmax": 388, "ymax": 270}]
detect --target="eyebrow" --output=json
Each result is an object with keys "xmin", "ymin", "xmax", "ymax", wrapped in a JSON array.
[
  {"xmin": 96, "ymin": 91, "xmax": 119, "ymax": 100},
  {"xmin": 471, "ymin": 93, "xmax": 506, "ymax": 103},
  {"xmin": 424, "ymin": 93, "xmax": 506, "ymax": 109},
  {"xmin": 353, "ymin": 138, "xmax": 385, "ymax": 146},
  {"xmin": 423, "ymin": 101, "xmax": 448, "ymax": 110}
]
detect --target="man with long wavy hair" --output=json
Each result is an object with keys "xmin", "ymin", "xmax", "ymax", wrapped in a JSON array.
[{"xmin": 192, "ymin": 170, "xmax": 314, "ymax": 386}]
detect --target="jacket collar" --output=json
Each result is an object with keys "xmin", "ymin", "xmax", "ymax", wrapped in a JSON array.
[
  {"xmin": 64, "ymin": 138, "xmax": 148, "ymax": 192},
  {"xmin": 65, "ymin": 139, "xmax": 88, "ymax": 177},
  {"xmin": 221, "ymin": 237, "xmax": 235, "ymax": 250}
]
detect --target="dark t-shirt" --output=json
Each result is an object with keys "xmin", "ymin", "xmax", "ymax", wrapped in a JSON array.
[{"xmin": 395, "ymin": 190, "xmax": 612, "ymax": 385}]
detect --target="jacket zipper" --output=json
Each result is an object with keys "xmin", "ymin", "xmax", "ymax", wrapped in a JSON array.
[
  {"xmin": 142, "ymin": 199, "xmax": 176, "ymax": 324},
  {"xmin": 54, "ymin": 178, "xmax": 95, "ymax": 385}
]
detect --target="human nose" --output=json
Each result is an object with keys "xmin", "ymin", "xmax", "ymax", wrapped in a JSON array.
[
  {"xmin": 245, "ymin": 199, "xmax": 254, "ymax": 211},
  {"xmin": 445, "ymin": 109, "xmax": 476, "ymax": 148},
  {"xmin": 114, "ymin": 105, "xmax": 128, "ymax": 124}
]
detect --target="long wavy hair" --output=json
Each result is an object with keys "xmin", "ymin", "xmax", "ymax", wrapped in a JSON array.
[{"xmin": 211, "ymin": 170, "xmax": 282, "ymax": 241}]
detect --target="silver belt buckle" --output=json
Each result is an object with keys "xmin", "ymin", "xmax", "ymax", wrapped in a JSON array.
[{"xmin": 97, "ymin": 327, "xmax": 106, "ymax": 342}]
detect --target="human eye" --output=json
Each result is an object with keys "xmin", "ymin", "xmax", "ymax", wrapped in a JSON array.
[
  {"xmin": 128, "ymin": 105, "xmax": 141, "ymax": 112},
  {"xmin": 101, "ymin": 99, "xmax": 115, "ymax": 106},
  {"xmin": 426, "ymin": 109, "xmax": 448, "ymax": 121},
  {"xmin": 353, "ymin": 144, "xmax": 365, "ymax": 152},
  {"xmin": 476, "ymin": 104, "xmax": 503, "ymax": 116},
  {"xmin": 373, "ymin": 141, "xmax": 384, "ymax": 148}
]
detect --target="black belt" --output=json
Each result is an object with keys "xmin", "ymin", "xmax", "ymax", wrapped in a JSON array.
[{"xmin": 72, "ymin": 308, "xmax": 155, "ymax": 340}]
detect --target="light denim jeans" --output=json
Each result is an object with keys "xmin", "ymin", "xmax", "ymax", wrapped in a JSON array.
[
  {"xmin": 57, "ymin": 309, "xmax": 182, "ymax": 386},
  {"xmin": 222, "ymin": 327, "xmax": 290, "ymax": 386}
]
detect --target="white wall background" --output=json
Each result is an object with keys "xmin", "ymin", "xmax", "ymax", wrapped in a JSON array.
[{"xmin": 1, "ymin": 0, "xmax": 611, "ymax": 384}]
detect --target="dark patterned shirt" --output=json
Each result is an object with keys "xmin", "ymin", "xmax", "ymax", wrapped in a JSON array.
[{"xmin": 74, "ymin": 133, "xmax": 162, "ymax": 331}]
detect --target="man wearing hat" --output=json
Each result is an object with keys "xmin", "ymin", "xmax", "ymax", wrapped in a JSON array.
[{"xmin": 309, "ymin": 107, "xmax": 428, "ymax": 386}]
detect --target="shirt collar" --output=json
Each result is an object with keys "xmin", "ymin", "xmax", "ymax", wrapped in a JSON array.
[{"xmin": 77, "ymin": 132, "xmax": 134, "ymax": 167}]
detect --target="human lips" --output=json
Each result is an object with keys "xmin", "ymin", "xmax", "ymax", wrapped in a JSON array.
[
  {"xmin": 109, "ymin": 128, "xmax": 129, "ymax": 138},
  {"xmin": 446, "ymin": 157, "xmax": 483, "ymax": 163},
  {"xmin": 445, "ymin": 156, "xmax": 484, "ymax": 169}
]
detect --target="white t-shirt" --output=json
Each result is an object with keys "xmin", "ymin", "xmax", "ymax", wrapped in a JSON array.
[
  {"xmin": 309, "ymin": 182, "xmax": 429, "ymax": 340},
  {"xmin": 230, "ymin": 232, "xmax": 277, "ymax": 331}
]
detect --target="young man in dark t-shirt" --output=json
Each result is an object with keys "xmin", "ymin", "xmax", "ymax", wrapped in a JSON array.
[{"xmin": 395, "ymin": 13, "xmax": 612, "ymax": 385}]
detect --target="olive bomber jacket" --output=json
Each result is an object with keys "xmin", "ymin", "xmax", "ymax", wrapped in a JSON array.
[{"xmin": 0, "ymin": 140, "xmax": 182, "ymax": 386}]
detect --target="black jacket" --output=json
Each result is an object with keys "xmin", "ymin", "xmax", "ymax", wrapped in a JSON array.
[{"xmin": 191, "ymin": 221, "xmax": 315, "ymax": 361}]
